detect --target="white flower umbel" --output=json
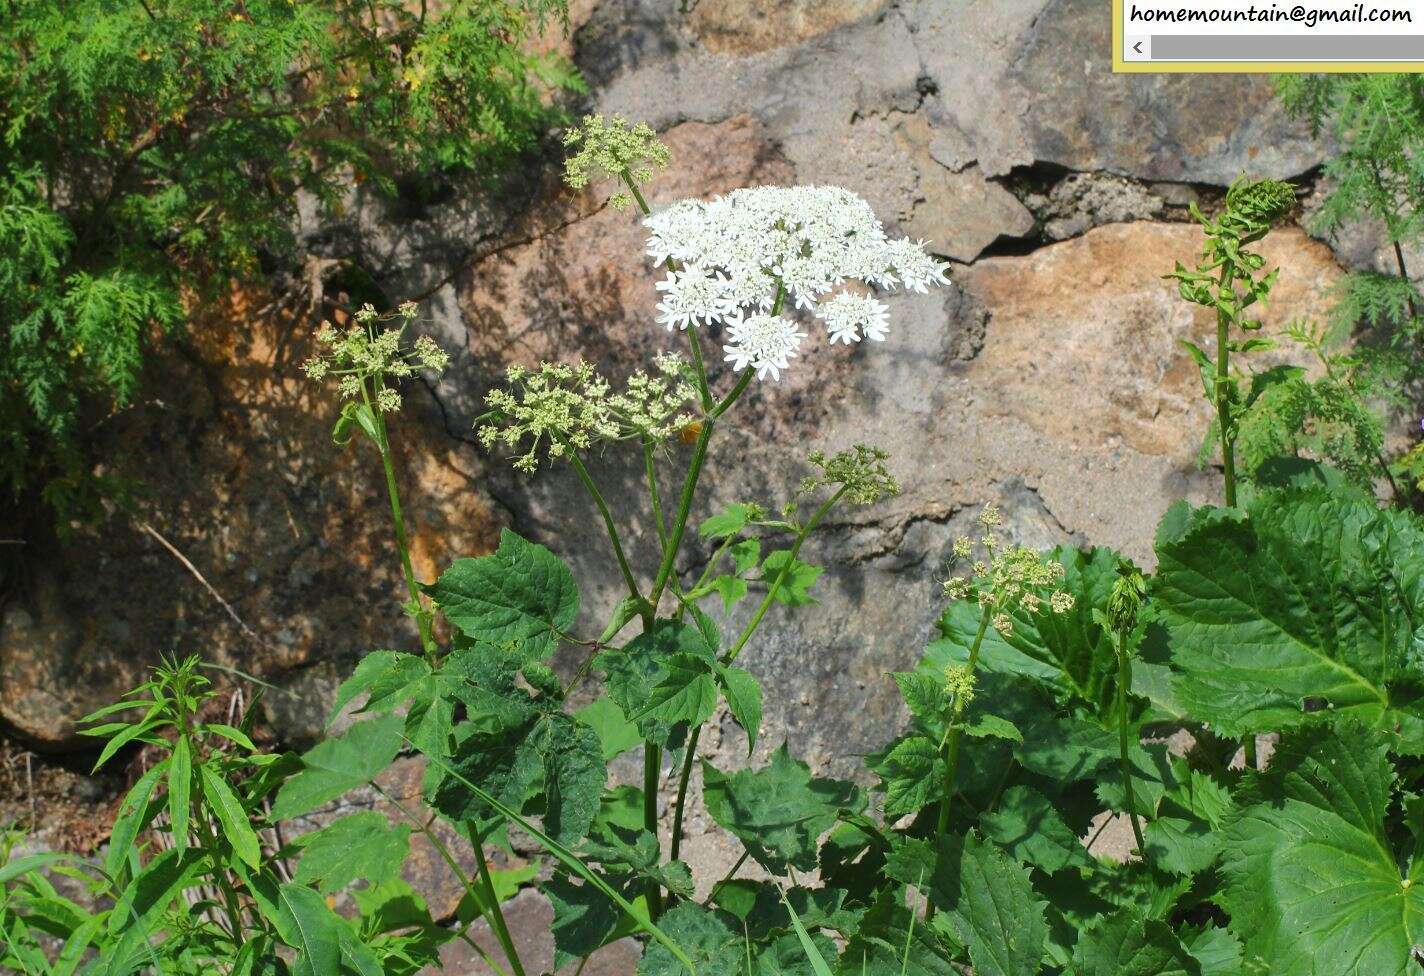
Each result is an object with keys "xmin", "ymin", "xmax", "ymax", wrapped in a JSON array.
[
  {"xmin": 817, "ymin": 292, "xmax": 890, "ymax": 344},
  {"xmin": 654, "ymin": 263, "xmax": 735, "ymax": 331},
  {"xmin": 643, "ymin": 185, "xmax": 950, "ymax": 379},
  {"xmin": 723, "ymin": 313, "xmax": 806, "ymax": 381}
]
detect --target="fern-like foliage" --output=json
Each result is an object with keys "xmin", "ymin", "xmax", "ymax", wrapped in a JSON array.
[{"xmin": 0, "ymin": 0, "xmax": 577, "ymax": 532}]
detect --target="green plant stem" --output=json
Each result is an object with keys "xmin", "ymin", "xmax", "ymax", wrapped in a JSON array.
[
  {"xmin": 1213, "ymin": 264, "xmax": 1239, "ymax": 509},
  {"xmin": 377, "ymin": 784, "xmax": 525, "ymax": 976},
  {"xmin": 647, "ymin": 371, "xmax": 754, "ymax": 615},
  {"xmin": 645, "ymin": 439, "xmax": 668, "ymax": 552},
  {"xmin": 1116, "ymin": 646, "xmax": 1147, "ymax": 861},
  {"xmin": 643, "ymin": 742, "xmax": 665, "ymax": 919},
  {"xmin": 705, "ymin": 849, "xmax": 750, "ymax": 905},
  {"xmin": 933, "ymin": 610, "xmax": 991, "ymax": 845},
  {"xmin": 670, "ymin": 725, "xmax": 701, "ymax": 862},
  {"xmin": 722, "ymin": 487, "xmax": 846, "ymax": 667},
  {"xmin": 363, "ymin": 382, "xmax": 436, "ymax": 658},
  {"xmin": 196, "ymin": 808, "xmax": 247, "ymax": 941},
  {"xmin": 471, "ymin": 830, "xmax": 528, "ymax": 976},
  {"xmin": 566, "ymin": 447, "xmax": 642, "ymax": 603}
]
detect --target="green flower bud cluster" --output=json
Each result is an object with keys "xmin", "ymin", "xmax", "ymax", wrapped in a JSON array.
[
  {"xmin": 302, "ymin": 302, "xmax": 450, "ymax": 413},
  {"xmin": 477, "ymin": 354, "xmax": 707, "ymax": 474},
  {"xmin": 798, "ymin": 444, "xmax": 900, "ymax": 505},
  {"xmin": 1106, "ymin": 566, "xmax": 1148, "ymax": 637},
  {"xmin": 942, "ymin": 663, "xmax": 976, "ymax": 716},
  {"xmin": 606, "ymin": 353, "xmax": 699, "ymax": 443},
  {"xmin": 478, "ymin": 362, "xmax": 618, "ymax": 474},
  {"xmin": 942, "ymin": 505, "xmax": 1074, "ymax": 636},
  {"xmin": 562, "ymin": 114, "xmax": 671, "ymax": 209}
]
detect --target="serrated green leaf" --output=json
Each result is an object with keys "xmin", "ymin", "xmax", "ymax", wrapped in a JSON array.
[
  {"xmin": 980, "ymin": 786, "xmax": 1088, "ymax": 874},
  {"xmin": 431, "ymin": 713, "xmax": 542, "ymax": 831},
  {"xmin": 1142, "ymin": 817, "xmax": 1218, "ymax": 876},
  {"xmin": 1072, "ymin": 911, "xmax": 1200, "ymax": 976},
  {"xmin": 548, "ymin": 872, "xmax": 642, "ymax": 969},
  {"xmin": 637, "ymin": 901, "xmax": 742, "ymax": 976},
  {"xmin": 865, "ymin": 734, "xmax": 941, "ymax": 817},
  {"xmin": 292, "ymin": 812, "xmax": 410, "ymax": 893},
  {"xmin": 199, "ymin": 765, "xmax": 261, "ymax": 868},
  {"xmin": 730, "ymin": 539, "xmax": 762, "ymax": 574},
  {"xmin": 271, "ymin": 714, "xmax": 403, "ymax": 820},
  {"xmin": 1154, "ymin": 491, "xmax": 1424, "ymax": 744},
  {"xmin": 327, "ymin": 650, "xmax": 430, "ymax": 725},
  {"xmin": 1182, "ymin": 925, "xmax": 1242, "ymax": 976},
  {"xmin": 275, "ymin": 883, "xmax": 343, "ymax": 976},
  {"xmin": 700, "ymin": 503, "xmax": 760, "ymax": 540},
  {"xmin": 703, "ymin": 745, "xmax": 864, "ymax": 874},
  {"xmin": 633, "ymin": 654, "xmax": 719, "ymax": 729},
  {"xmin": 540, "ymin": 713, "xmax": 606, "ymax": 846},
  {"xmin": 598, "ymin": 620, "xmax": 717, "ymax": 746},
  {"xmin": 575, "ymin": 696, "xmax": 642, "ymax": 761},
  {"xmin": 1219, "ymin": 725, "xmax": 1424, "ymax": 975},
  {"xmin": 712, "ymin": 574, "xmax": 749, "ymax": 612},
  {"xmin": 425, "ymin": 529, "xmax": 580, "ymax": 657},
  {"xmin": 945, "ymin": 833, "xmax": 1048, "ymax": 976},
  {"xmin": 717, "ymin": 664, "xmax": 763, "ymax": 751},
  {"xmin": 762, "ymin": 550, "xmax": 824, "ymax": 606}
]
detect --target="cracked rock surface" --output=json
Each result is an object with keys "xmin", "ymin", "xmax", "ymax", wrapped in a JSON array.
[{"xmin": 1, "ymin": 0, "xmax": 1347, "ymax": 954}]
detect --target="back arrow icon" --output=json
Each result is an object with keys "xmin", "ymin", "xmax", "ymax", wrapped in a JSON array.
[{"xmin": 1133, "ymin": 41, "xmax": 1144, "ymax": 54}]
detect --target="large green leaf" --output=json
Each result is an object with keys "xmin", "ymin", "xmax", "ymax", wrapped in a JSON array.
[
  {"xmin": 632, "ymin": 654, "xmax": 719, "ymax": 729},
  {"xmin": 637, "ymin": 902, "xmax": 742, "ymax": 976},
  {"xmin": 548, "ymin": 872, "xmax": 641, "ymax": 969},
  {"xmin": 865, "ymin": 733, "xmax": 941, "ymax": 818},
  {"xmin": 702, "ymin": 745, "xmax": 864, "ymax": 874},
  {"xmin": 980, "ymin": 785, "xmax": 1089, "ymax": 874},
  {"xmin": 275, "ymin": 883, "xmax": 344, "ymax": 976},
  {"xmin": 838, "ymin": 888, "xmax": 957, "ymax": 976},
  {"xmin": 927, "ymin": 547, "xmax": 1123, "ymax": 713},
  {"xmin": 1219, "ymin": 725, "xmax": 1424, "ymax": 975},
  {"xmin": 1072, "ymin": 911, "xmax": 1200, "ymax": 976},
  {"xmin": 884, "ymin": 833, "xmax": 1047, "ymax": 976},
  {"xmin": 270, "ymin": 714, "xmax": 404, "ymax": 820},
  {"xmin": 539, "ymin": 712, "xmax": 607, "ymax": 846},
  {"xmin": 291, "ymin": 812, "xmax": 411, "ymax": 893},
  {"xmin": 1154, "ymin": 492, "xmax": 1424, "ymax": 744},
  {"xmin": 425, "ymin": 529, "xmax": 580, "ymax": 657},
  {"xmin": 598, "ymin": 620, "xmax": 718, "ymax": 746},
  {"xmin": 432, "ymin": 709, "xmax": 604, "ymax": 846}
]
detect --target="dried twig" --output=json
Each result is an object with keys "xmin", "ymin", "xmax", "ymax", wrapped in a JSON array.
[{"xmin": 138, "ymin": 521, "xmax": 270, "ymax": 653}]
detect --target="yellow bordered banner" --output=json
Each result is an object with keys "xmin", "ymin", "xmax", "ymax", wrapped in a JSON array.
[{"xmin": 1112, "ymin": 0, "xmax": 1424, "ymax": 72}]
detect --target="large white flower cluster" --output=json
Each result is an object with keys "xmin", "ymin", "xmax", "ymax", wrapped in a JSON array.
[{"xmin": 644, "ymin": 185, "xmax": 950, "ymax": 380}]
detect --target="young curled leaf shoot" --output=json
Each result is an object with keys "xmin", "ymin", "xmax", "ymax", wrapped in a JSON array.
[
  {"xmin": 1166, "ymin": 177, "xmax": 1292, "ymax": 768},
  {"xmin": 1102, "ymin": 564, "xmax": 1149, "ymax": 862},
  {"xmin": 932, "ymin": 504, "xmax": 1075, "ymax": 917},
  {"xmin": 303, "ymin": 302, "xmax": 450, "ymax": 658},
  {"xmin": 1166, "ymin": 176, "xmax": 1295, "ymax": 510}
]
